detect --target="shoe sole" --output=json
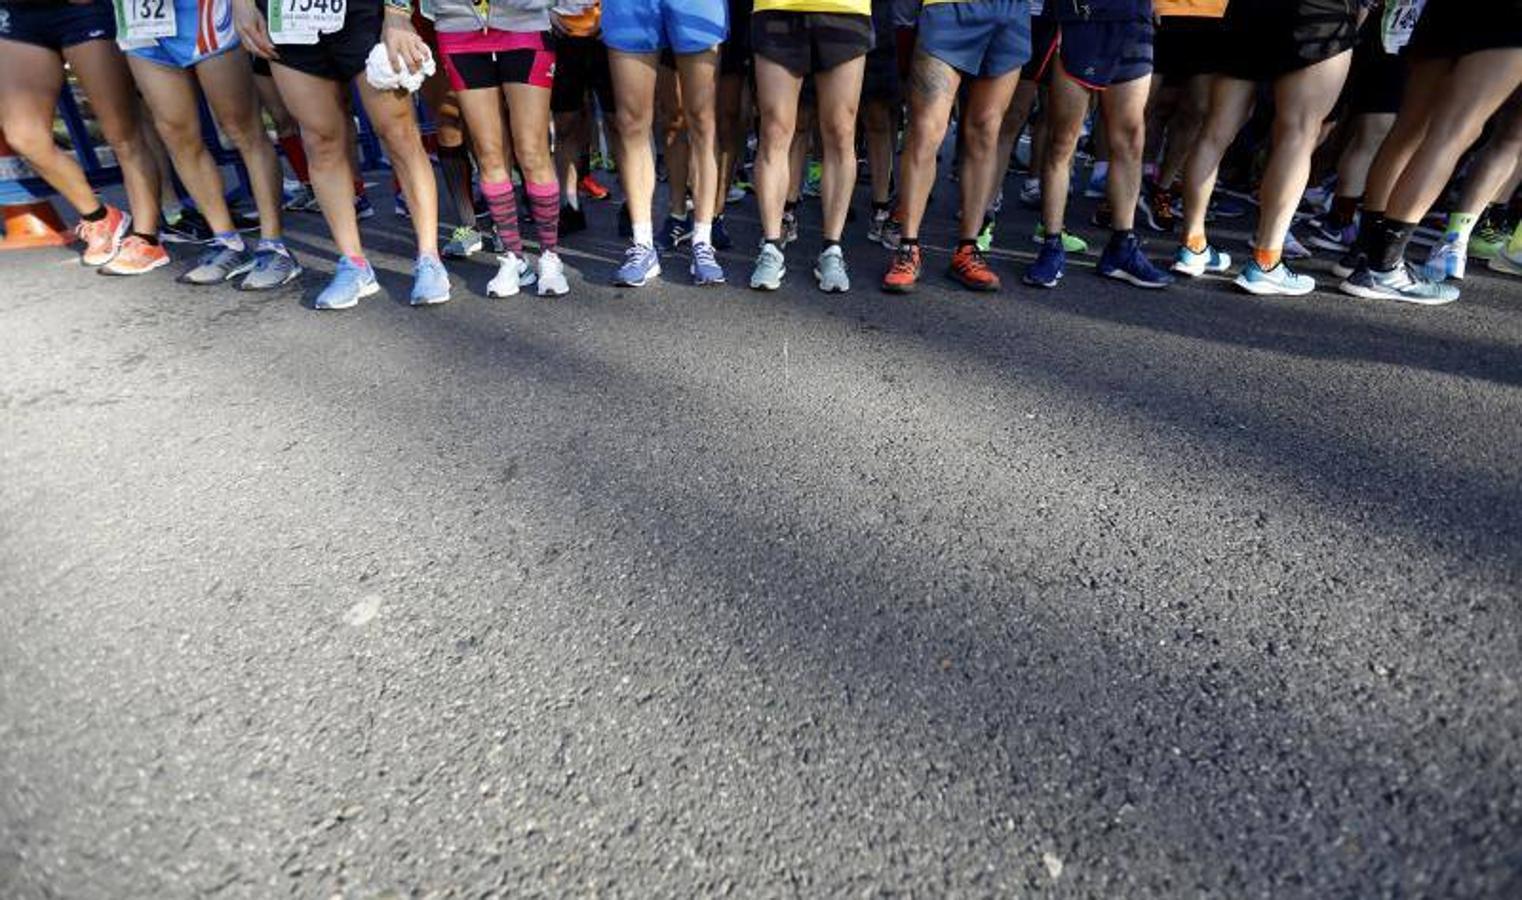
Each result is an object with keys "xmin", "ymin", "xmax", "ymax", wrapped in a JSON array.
[
  {"xmin": 1102, "ymin": 269, "xmax": 1170, "ymax": 289},
  {"xmin": 949, "ymin": 270, "xmax": 999, "ymax": 292},
  {"xmin": 881, "ymin": 282, "xmax": 917, "ymax": 294},
  {"xmin": 749, "ymin": 277, "xmax": 782, "ymax": 291},
  {"xmin": 315, "ymin": 280, "xmax": 380, "ymax": 310},
  {"xmin": 813, "ymin": 269, "xmax": 849, "ymax": 293},
  {"xmin": 538, "ymin": 283, "xmax": 570, "ymax": 297},
  {"xmin": 1235, "ymin": 276, "xmax": 1314, "ymax": 297},
  {"xmin": 613, "ymin": 264, "xmax": 660, "ymax": 288},
  {"xmin": 100, "ymin": 254, "xmax": 172, "ymax": 276},
  {"xmin": 1022, "ymin": 274, "xmax": 1061, "ymax": 288},
  {"xmin": 1488, "ymin": 256, "xmax": 1522, "ymax": 276},
  {"xmin": 410, "ymin": 292, "xmax": 451, "ymax": 306},
  {"xmin": 1337, "ymin": 280, "xmax": 1456, "ymax": 305},
  {"xmin": 239, "ymin": 265, "xmax": 304, "ymax": 291},
  {"xmin": 179, "ymin": 259, "xmax": 257, "ymax": 285}
]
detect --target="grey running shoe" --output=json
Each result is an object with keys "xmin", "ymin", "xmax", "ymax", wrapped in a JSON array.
[
  {"xmin": 750, "ymin": 242, "xmax": 785, "ymax": 290},
  {"xmin": 814, "ymin": 245, "xmax": 850, "ymax": 293},
  {"xmin": 180, "ymin": 243, "xmax": 255, "ymax": 285},
  {"xmin": 1339, "ymin": 260, "xmax": 1459, "ymax": 305},
  {"xmin": 239, "ymin": 245, "xmax": 303, "ymax": 290}
]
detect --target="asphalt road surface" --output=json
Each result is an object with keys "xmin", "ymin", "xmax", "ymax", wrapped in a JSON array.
[{"xmin": 3, "ymin": 180, "xmax": 1520, "ymax": 898}]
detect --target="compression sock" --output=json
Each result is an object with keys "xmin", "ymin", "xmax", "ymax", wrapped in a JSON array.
[
  {"xmin": 525, "ymin": 180, "xmax": 561, "ymax": 253},
  {"xmin": 479, "ymin": 179, "xmax": 524, "ymax": 255},
  {"xmin": 437, "ymin": 144, "xmax": 477, "ymax": 224},
  {"xmin": 1371, "ymin": 217, "xmax": 1415, "ymax": 271},
  {"xmin": 277, "ymin": 135, "xmax": 312, "ymax": 185}
]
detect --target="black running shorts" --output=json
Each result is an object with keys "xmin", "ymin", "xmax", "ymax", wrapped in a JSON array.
[
  {"xmin": 751, "ymin": 10, "xmax": 874, "ymax": 77},
  {"xmin": 1407, "ymin": 0, "xmax": 1522, "ymax": 60},
  {"xmin": 1216, "ymin": 0, "xmax": 1357, "ymax": 82},
  {"xmin": 259, "ymin": 0, "xmax": 384, "ymax": 84},
  {"xmin": 550, "ymin": 34, "xmax": 615, "ymax": 113}
]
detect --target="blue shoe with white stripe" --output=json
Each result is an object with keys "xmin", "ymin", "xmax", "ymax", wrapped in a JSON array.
[
  {"xmin": 1098, "ymin": 232, "xmax": 1172, "ymax": 288},
  {"xmin": 1172, "ymin": 243, "xmax": 1231, "ymax": 277},
  {"xmin": 1235, "ymin": 260, "xmax": 1315, "ymax": 296}
]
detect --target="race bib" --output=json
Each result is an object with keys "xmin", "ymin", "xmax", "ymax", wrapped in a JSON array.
[
  {"xmin": 114, "ymin": 0, "xmax": 177, "ymax": 41},
  {"xmin": 1382, "ymin": 0, "xmax": 1427, "ymax": 54},
  {"xmin": 270, "ymin": 0, "xmax": 346, "ymax": 45}
]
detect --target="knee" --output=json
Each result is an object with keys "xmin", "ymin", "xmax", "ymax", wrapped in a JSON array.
[
  {"xmin": 2, "ymin": 119, "xmax": 58, "ymax": 159},
  {"xmin": 964, "ymin": 109, "xmax": 1003, "ymax": 146},
  {"xmin": 1109, "ymin": 122, "xmax": 1146, "ymax": 160},
  {"xmin": 1272, "ymin": 114, "xmax": 1322, "ymax": 150},
  {"xmin": 820, "ymin": 111, "xmax": 856, "ymax": 151},
  {"xmin": 759, "ymin": 115, "xmax": 794, "ymax": 153},
  {"xmin": 154, "ymin": 115, "xmax": 204, "ymax": 153},
  {"xmin": 684, "ymin": 106, "xmax": 715, "ymax": 142},
  {"xmin": 614, "ymin": 105, "xmax": 649, "ymax": 140},
  {"xmin": 301, "ymin": 126, "xmax": 347, "ymax": 165}
]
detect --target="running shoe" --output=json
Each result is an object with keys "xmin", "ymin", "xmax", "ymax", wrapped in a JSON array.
[
  {"xmin": 488, "ymin": 252, "xmax": 523, "ymax": 297},
  {"xmin": 537, "ymin": 250, "xmax": 570, "ymax": 296},
  {"xmin": 1488, "ymin": 248, "xmax": 1522, "ymax": 277},
  {"xmin": 727, "ymin": 184, "xmax": 748, "ymax": 204},
  {"xmin": 1304, "ymin": 214, "xmax": 1358, "ymax": 253},
  {"xmin": 410, "ymin": 255, "xmax": 451, "ymax": 306},
  {"xmin": 1098, "ymin": 233, "xmax": 1172, "ymax": 289},
  {"xmin": 1421, "ymin": 237, "xmax": 1466, "ymax": 281},
  {"xmin": 1019, "ymin": 176, "xmax": 1041, "ymax": 207},
  {"xmin": 77, "ymin": 205, "xmax": 130, "ymax": 265},
  {"xmin": 1470, "ymin": 219, "xmax": 1510, "ymax": 260},
  {"xmin": 975, "ymin": 216, "xmax": 996, "ymax": 253},
  {"xmin": 1339, "ymin": 261, "xmax": 1459, "ymax": 305},
  {"xmin": 781, "ymin": 208, "xmax": 800, "ymax": 246},
  {"xmin": 283, "ymin": 184, "xmax": 320, "ymax": 213},
  {"xmin": 1137, "ymin": 182, "xmax": 1178, "ymax": 233},
  {"xmin": 160, "ymin": 208, "xmax": 215, "ymax": 244},
  {"xmin": 614, "ymin": 244, "xmax": 661, "ymax": 287},
  {"xmin": 1172, "ymin": 244, "xmax": 1231, "ymax": 277},
  {"xmin": 1332, "ymin": 249, "xmax": 1365, "ymax": 280},
  {"xmin": 559, "ymin": 205, "xmax": 588, "ymax": 237},
  {"xmin": 656, "ymin": 213, "xmax": 693, "ymax": 251},
  {"xmin": 239, "ymin": 244, "xmax": 303, "ymax": 290},
  {"xmin": 579, "ymin": 173, "xmax": 610, "ymax": 201},
  {"xmin": 355, "ymin": 195, "xmax": 376, "ymax": 220},
  {"xmin": 881, "ymin": 243, "xmax": 922, "ymax": 293},
  {"xmin": 1235, "ymin": 260, "xmax": 1314, "ymax": 296},
  {"xmin": 180, "ymin": 243, "xmax": 255, "ymax": 285},
  {"xmin": 314, "ymin": 257, "xmax": 379, "ymax": 310},
  {"xmin": 1206, "ymin": 195, "xmax": 1250, "ymax": 221},
  {"xmin": 233, "ymin": 207, "xmax": 261, "ymax": 232},
  {"xmin": 750, "ymin": 242, "xmax": 786, "ymax": 291},
  {"xmin": 878, "ymin": 214, "xmax": 903, "ymax": 250},
  {"xmin": 988, "ymin": 189, "xmax": 1004, "ymax": 215},
  {"xmin": 394, "ymin": 191, "xmax": 411, "ymax": 220},
  {"xmin": 99, "ymin": 235, "xmax": 170, "ymax": 276},
  {"xmin": 868, "ymin": 206, "xmax": 892, "ymax": 243},
  {"xmin": 1083, "ymin": 165, "xmax": 1107, "ymax": 199},
  {"xmin": 948, "ymin": 243, "xmax": 999, "ymax": 292},
  {"xmin": 814, "ymin": 244, "xmax": 849, "ymax": 293},
  {"xmin": 691, "ymin": 241, "xmax": 726, "ymax": 286},
  {"xmin": 711, "ymin": 216, "xmax": 734, "ymax": 251},
  {"xmin": 442, "ymin": 224, "xmax": 485, "ymax": 260},
  {"xmin": 1033, "ymin": 225, "xmax": 1088, "ymax": 253},
  {"xmin": 1284, "ymin": 230, "xmax": 1312, "ymax": 261},
  {"xmin": 802, "ymin": 161, "xmax": 823, "ymax": 198},
  {"xmin": 1024, "ymin": 234, "xmax": 1065, "ymax": 288}
]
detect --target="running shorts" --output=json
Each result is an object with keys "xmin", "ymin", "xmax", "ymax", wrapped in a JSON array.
[
  {"xmin": 916, "ymin": 0, "xmax": 1032, "ymax": 79},
  {"xmin": 752, "ymin": 11, "xmax": 873, "ymax": 76},
  {"xmin": 0, "ymin": 0, "xmax": 115, "ymax": 51},
  {"xmin": 551, "ymin": 33, "xmax": 615, "ymax": 113},
  {"xmin": 1339, "ymin": 13, "xmax": 1402, "ymax": 116},
  {"xmin": 258, "ymin": 0, "xmax": 382, "ymax": 83},
  {"xmin": 437, "ymin": 29, "xmax": 554, "ymax": 91},
  {"xmin": 863, "ymin": 2, "xmax": 900, "ymax": 98},
  {"xmin": 1152, "ymin": 12, "xmax": 1224, "ymax": 80},
  {"xmin": 1216, "ymin": 0, "xmax": 1356, "ymax": 82},
  {"xmin": 1021, "ymin": 11, "xmax": 1058, "ymax": 81},
  {"xmin": 1041, "ymin": 15, "xmax": 1153, "ymax": 88},
  {"xmin": 721, "ymin": 0, "xmax": 751, "ymax": 75},
  {"xmin": 122, "ymin": 0, "xmax": 240, "ymax": 68},
  {"xmin": 1407, "ymin": 0, "xmax": 1522, "ymax": 60},
  {"xmin": 601, "ymin": 0, "xmax": 728, "ymax": 55}
]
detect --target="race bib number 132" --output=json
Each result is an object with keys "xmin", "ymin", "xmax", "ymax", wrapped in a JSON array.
[{"xmin": 114, "ymin": 0, "xmax": 177, "ymax": 41}]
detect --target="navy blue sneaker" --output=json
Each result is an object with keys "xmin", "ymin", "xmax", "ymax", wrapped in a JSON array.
[
  {"xmin": 1098, "ymin": 233, "xmax": 1173, "ymax": 289},
  {"xmin": 1023, "ymin": 234, "xmax": 1066, "ymax": 288},
  {"xmin": 655, "ymin": 213, "xmax": 692, "ymax": 250},
  {"xmin": 711, "ymin": 216, "xmax": 734, "ymax": 251}
]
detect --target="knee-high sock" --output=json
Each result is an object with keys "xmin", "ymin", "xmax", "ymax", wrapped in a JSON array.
[
  {"xmin": 480, "ymin": 178, "xmax": 523, "ymax": 254},
  {"xmin": 277, "ymin": 135, "xmax": 312, "ymax": 185},
  {"xmin": 525, "ymin": 181, "xmax": 560, "ymax": 253},
  {"xmin": 437, "ymin": 144, "xmax": 477, "ymax": 226}
]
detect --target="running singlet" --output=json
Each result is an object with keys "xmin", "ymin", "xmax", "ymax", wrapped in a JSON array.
[{"xmin": 754, "ymin": 0, "xmax": 869, "ymax": 13}]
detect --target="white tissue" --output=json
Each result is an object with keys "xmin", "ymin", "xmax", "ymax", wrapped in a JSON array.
[{"xmin": 365, "ymin": 43, "xmax": 436, "ymax": 94}]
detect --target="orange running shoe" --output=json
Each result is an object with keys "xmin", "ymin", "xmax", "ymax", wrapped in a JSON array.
[
  {"xmin": 881, "ymin": 243, "xmax": 922, "ymax": 293},
  {"xmin": 580, "ymin": 173, "xmax": 610, "ymax": 201},
  {"xmin": 76, "ymin": 205, "xmax": 130, "ymax": 267},
  {"xmin": 948, "ymin": 243, "xmax": 1000, "ymax": 291},
  {"xmin": 100, "ymin": 235, "xmax": 170, "ymax": 276}
]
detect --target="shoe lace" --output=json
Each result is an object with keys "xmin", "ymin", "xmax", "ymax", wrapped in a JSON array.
[
  {"xmin": 693, "ymin": 242, "xmax": 717, "ymax": 268},
  {"xmin": 889, "ymin": 245, "xmax": 918, "ymax": 275},
  {"xmin": 623, "ymin": 244, "xmax": 651, "ymax": 266}
]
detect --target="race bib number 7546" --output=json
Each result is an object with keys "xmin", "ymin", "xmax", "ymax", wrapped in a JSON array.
[{"xmin": 270, "ymin": 0, "xmax": 347, "ymax": 45}]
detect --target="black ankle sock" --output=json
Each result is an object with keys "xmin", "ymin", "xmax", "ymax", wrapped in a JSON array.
[
  {"xmin": 1372, "ymin": 218, "xmax": 1415, "ymax": 271},
  {"xmin": 822, "ymin": 238, "xmax": 840, "ymax": 251},
  {"xmin": 956, "ymin": 238, "xmax": 977, "ymax": 249},
  {"xmin": 1357, "ymin": 210, "xmax": 1385, "ymax": 254},
  {"xmin": 132, "ymin": 231, "xmax": 160, "ymax": 246},
  {"xmin": 1107, "ymin": 229, "xmax": 1134, "ymax": 249},
  {"xmin": 80, "ymin": 204, "xmax": 108, "ymax": 222},
  {"xmin": 764, "ymin": 237, "xmax": 784, "ymax": 250},
  {"xmin": 900, "ymin": 237, "xmax": 920, "ymax": 247},
  {"xmin": 871, "ymin": 200, "xmax": 891, "ymax": 212}
]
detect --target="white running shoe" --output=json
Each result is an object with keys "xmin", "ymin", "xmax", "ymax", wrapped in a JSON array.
[
  {"xmin": 537, "ymin": 250, "xmax": 569, "ymax": 296},
  {"xmin": 488, "ymin": 252, "xmax": 523, "ymax": 297}
]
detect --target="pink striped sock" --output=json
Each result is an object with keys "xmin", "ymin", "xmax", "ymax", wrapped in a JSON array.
[
  {"xmin": 525, "ymin": 181, "xmax": 560, "ymax": 253},
  {"xmin": 479, "ymin": 179, "xmax": 523, "ymax": 255}
]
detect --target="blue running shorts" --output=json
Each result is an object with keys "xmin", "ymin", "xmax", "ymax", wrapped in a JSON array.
[
  {"xmin": 602, "ymin": 0, "xmax": 729, "ymax": 55},
  {"xmin": 123, "ymin": 0, "xmax": 240, "ymax": 69},
  {"xmin": 916, "ymin": 0, "xmax": 1032, "ymax": 79},
  {"xmin": 1043, "ymin": 15, "xmax": 1153, "ymax": 88}
]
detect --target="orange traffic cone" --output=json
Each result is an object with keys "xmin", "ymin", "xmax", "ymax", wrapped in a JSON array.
[{"xmin": 0, "ymin": 132, "xmax": 71, "ymax": 250}]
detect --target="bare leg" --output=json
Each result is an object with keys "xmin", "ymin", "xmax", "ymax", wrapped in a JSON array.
[
  {"xmin": 195, "ymin": 49, "xmax": 285, "ymax": 240},
  {"xmin": 958, "ymin": 69, "xmax": 1022, "ymax": 240},
  {"xmin": 608, "ymin": 51, "xmax": 660, "ymax": 237},
  {"xmin": 128, "ymin": 56, "xmax": 238, "ymax": 234},
  {"xmin": 674, "ymin": 49, "xmax": 721, "ymax": 232},
  {"xmin": 752, "ymin": 55, "xmax": 804, "ymax": 242},
  {"xmin": 1254, "ymin": 51, "xmax": 1351, "ymax": 252},
  {"xmin": 1178, "ymin": 75, "xmax": 1255, "ymax": 244},
  {"xmin": 813, "ymin": 56, "xmax": 866, "ymax": 242},
  {"xmin": 1101, "ymin": 73, "xmax": 1152, "ymax": 233},
  {"xmin": 271, "ymin": 65, "xmax": 363, "ymax": 257},
  {"xmin": 899, "ymin": 50, "xmax": 962, "ymax": 239}
]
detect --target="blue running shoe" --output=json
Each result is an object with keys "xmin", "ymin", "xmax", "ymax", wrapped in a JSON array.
[
  {"xmin": 690, "ymin": 241, "xmax": 725, "ymax": 285},
  {"xmin": 355, "ymin": 195, "xmax": 376, "ymax": 221},
  {"xmin": 656, "ymin": 213, "xmax": 693, "ymax": 251},
  {"xmin": 1172, "ymin": 243, "xmax": 1231, "ymax": 277},
  {"xmin": 1340, "ymin": 260, "xmax": 1459, "ymax": 305},
  {"xmin": 1098, "ymin": 233, "xmax": 1173, "ymax": 288},
  {"xmin": 1235, "ymin": 260, "xmax": 1315, "ymax": 296},
  {"xmin": 614, "ymin": 243, "xmax": 661, "ymax": 287},
  {"xmin": 1023, "ymin": 234, "xmax": 1066, "ymax": 288},
  {"xmin": 410, "ymin": 254, "xmax": 451, "ymax": 306},
  {"xmin": 314, "ymin": 257, "xmax": 379, "ymax": 310},
  {"xmin": 711, "ymin": 216, "xmax": 734, "ymax": 251}
]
